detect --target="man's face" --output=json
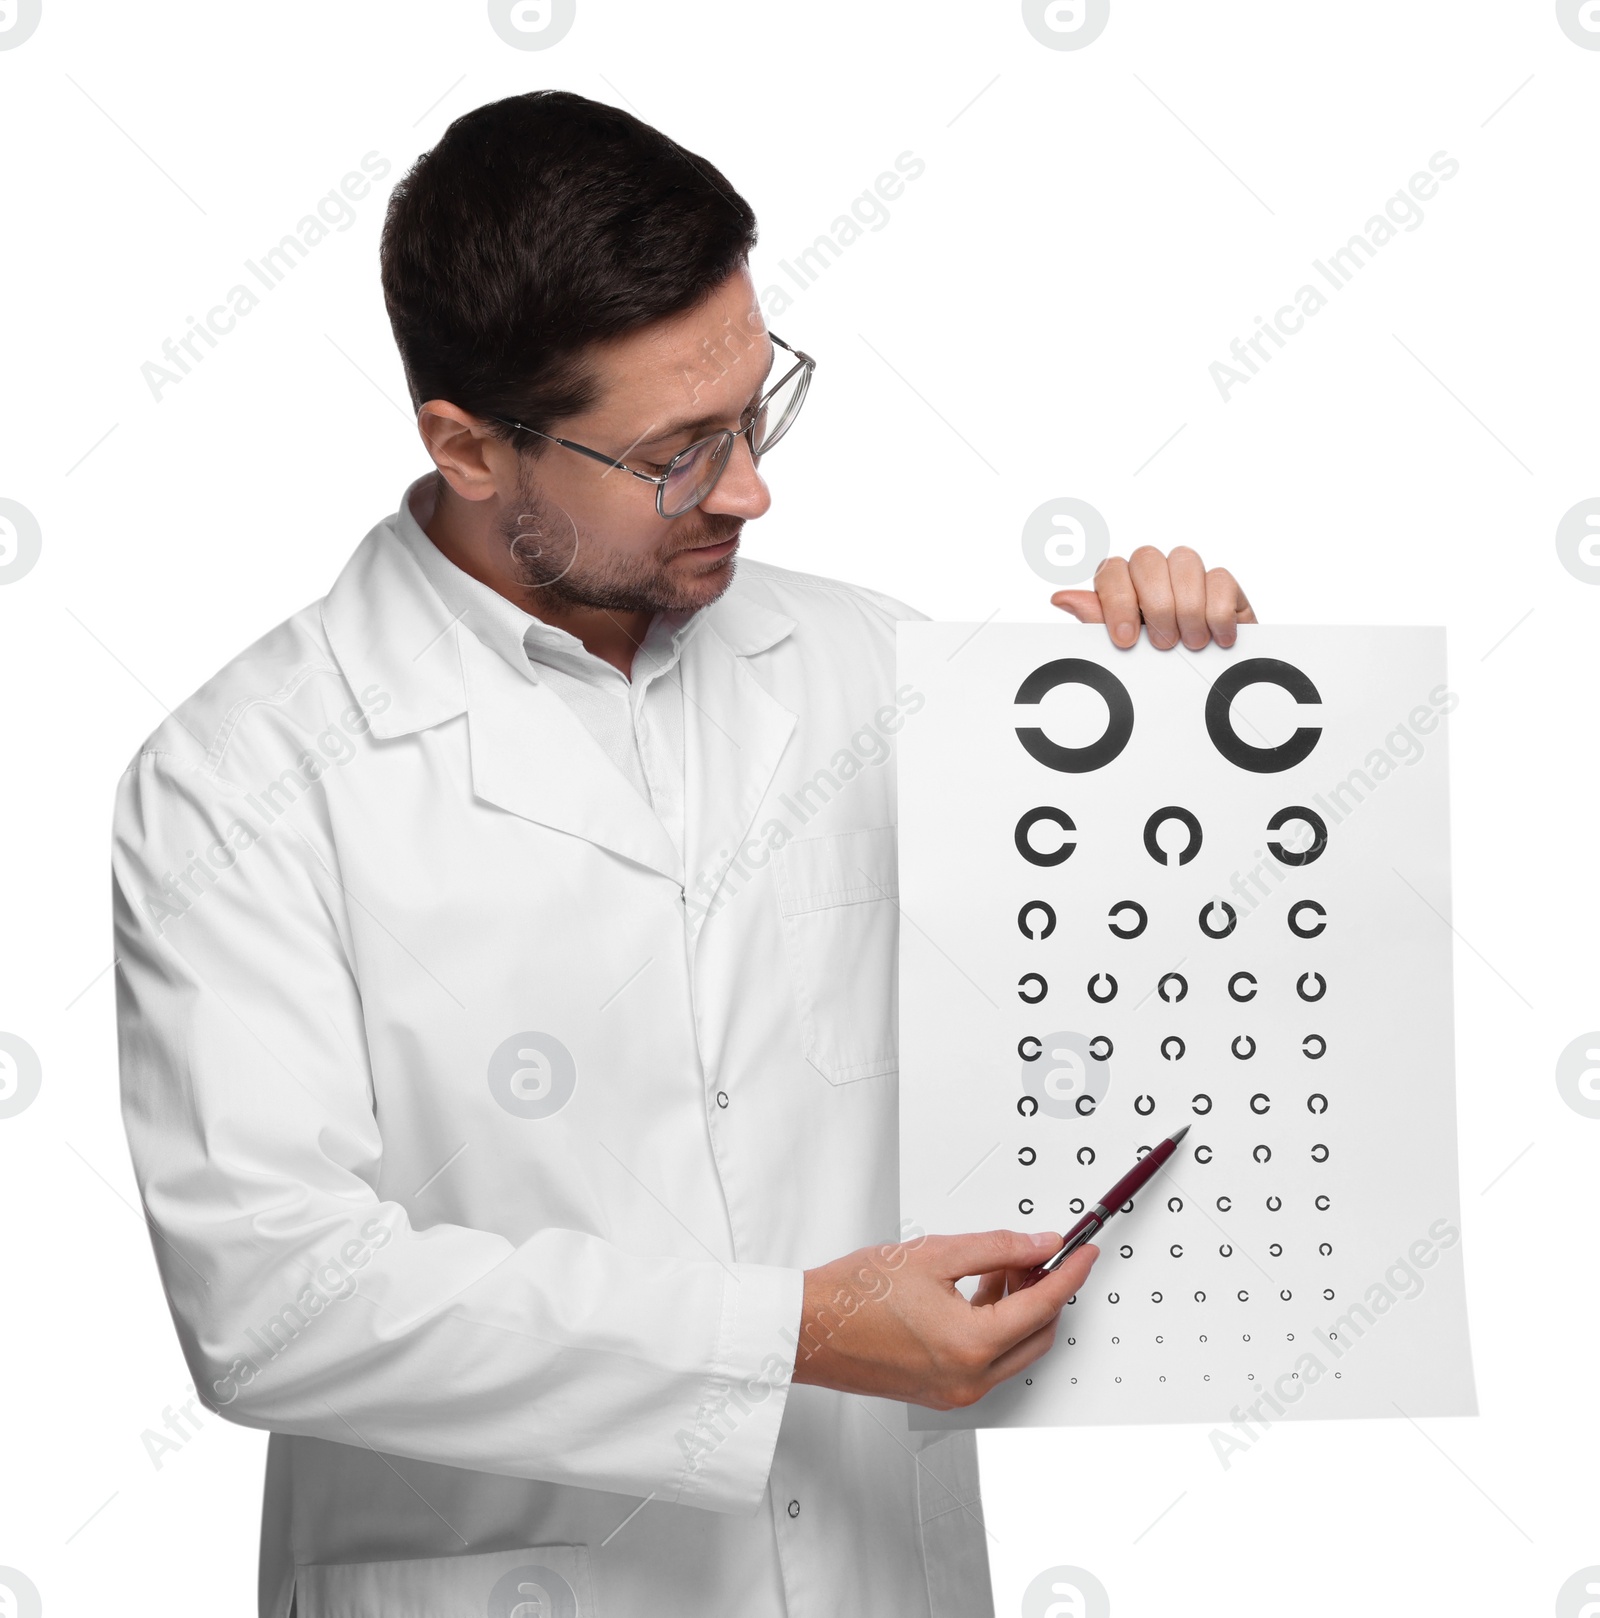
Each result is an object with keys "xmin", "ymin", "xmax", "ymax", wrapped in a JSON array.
[{"xmin": 499, "ymin": 265, "xmax": 776, "ymax": 615}]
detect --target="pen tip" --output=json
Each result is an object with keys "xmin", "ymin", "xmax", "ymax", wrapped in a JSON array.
[{"xmin": 1169, "ymin": 1124, "xmax": 1190, "ymax": 1144}]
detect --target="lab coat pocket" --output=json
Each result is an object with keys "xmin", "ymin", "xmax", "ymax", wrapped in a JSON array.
[
  {"xmin": 773, "ymin": 824, "xmax": 899, "ymax": 1084},
  {"xmin": 294, "ymin": 1542, "xmax": 594, "ymax": 1617}
]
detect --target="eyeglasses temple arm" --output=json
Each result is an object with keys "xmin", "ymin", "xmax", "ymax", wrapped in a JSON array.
[
  {"xmin": 553, "ymin": 438, "xmax": 662, "ymax": 484},
  {"xmin": 497, "ymin": 419, "xmax": 664, "ymax": 486}
]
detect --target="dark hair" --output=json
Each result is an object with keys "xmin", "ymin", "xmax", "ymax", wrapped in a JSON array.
[{"xmin": 380, "ymin": 90, "xmax": 758, "ymax": 451}]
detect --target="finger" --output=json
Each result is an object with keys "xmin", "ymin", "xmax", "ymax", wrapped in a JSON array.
[
  {"xmin": 929, "ymin": 1229, "xmax": 1062, "ymax": 1281},
  {"xmin": 1169, "ymin": 546, "xmax": 1210, "ymax": 650},
  {"xmin": 970, "ymin": 1269, "xmax": 1007, "ymax": 1308},
  {"xmin": 1050, "ymin": 589, "xmax": 1105, "ymax": 622},
  {"xmin": 984, "ymin": 1243, "xmax": 1100, "ymax": 1348},
  {"xmin": 1092, "ymin": 557, "xmax": 1140, "ymax": 648},
  {"xmin": 1128, "ymin": 547, "xmax": 1179, "ymax": 650},
  {"xmin": 1205, "ymin": 567, "xmax": 1256, "ymax": 648}
]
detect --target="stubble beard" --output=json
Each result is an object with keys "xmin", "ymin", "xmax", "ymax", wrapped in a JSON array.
[{"xmin": 498, "ymin": 466, "xmax": 742, "ymax": 615}]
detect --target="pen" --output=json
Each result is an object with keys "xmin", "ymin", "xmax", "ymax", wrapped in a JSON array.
[{"xmin": 1013, "ymin": 1123, "xmax": 1191, "ymax": 1291}]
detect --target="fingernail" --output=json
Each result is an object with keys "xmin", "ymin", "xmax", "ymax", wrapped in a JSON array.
[
  {"xmin": 1032, "ymin": 1231, "xmax": 1060, "ymax": 1247},
  {"xmin": 1113, "ymin": 623, "xmax": 1135, "ymax": 646}
]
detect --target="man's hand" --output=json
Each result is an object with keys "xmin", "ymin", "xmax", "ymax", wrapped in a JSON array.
[
  {"xmin": 1052, "ymin": 545, "xmax": 1255, "ymax": 650},
  {"xmin": 790, "ymin": 1230, "xmax": 1099, "ymax": 1409}
]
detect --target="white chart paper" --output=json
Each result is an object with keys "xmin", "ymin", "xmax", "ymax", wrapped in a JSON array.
[{"xmin": 897, "ymin": 624, "xmax": 1477, "ymax": 1430}]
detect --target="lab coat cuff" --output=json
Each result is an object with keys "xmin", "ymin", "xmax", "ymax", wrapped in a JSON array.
[{"xmin": 670, "ymin": 1261, "xmax": 804, "ymax": 1514}]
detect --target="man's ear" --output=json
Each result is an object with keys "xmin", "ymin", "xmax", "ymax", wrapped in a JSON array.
[{"xmin": 417, "ymin": 400, "xmax": 510, "ymax": 503}]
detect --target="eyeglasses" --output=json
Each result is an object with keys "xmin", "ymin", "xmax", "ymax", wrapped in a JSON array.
[{"xmin": 494, "ymin": 333, "xmax": 815, "ymax": 519}]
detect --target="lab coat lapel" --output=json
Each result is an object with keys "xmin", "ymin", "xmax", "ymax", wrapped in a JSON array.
[
  {"xmin": 324, "ymin": 516, "xmax": 794, "ymax": 889},
  {"xmin": 460, "ymin": 629, "xmax": 684, "ymax": 883},
  {"xmin": 680, "ymin": 609, "xmax": 798, "ymax": 940}
]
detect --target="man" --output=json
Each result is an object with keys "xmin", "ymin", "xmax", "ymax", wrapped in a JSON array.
[{"xmin": 113, "ymin": 91, "xmax": 1255, "ymax": 1618}]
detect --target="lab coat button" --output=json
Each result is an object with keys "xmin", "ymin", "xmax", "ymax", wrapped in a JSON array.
[
  {"xmin": 716, "ymin": 1091, "xmax": 729, "ymax": 1108},
  {"xmin": 787, "ymin": 1499, "xmax": 800, "ymax": 1518}
]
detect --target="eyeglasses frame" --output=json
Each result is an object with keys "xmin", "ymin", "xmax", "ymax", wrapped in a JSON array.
[{"xmin": 491, "ymin": 332, "xmax": 815, "ymax": 518}]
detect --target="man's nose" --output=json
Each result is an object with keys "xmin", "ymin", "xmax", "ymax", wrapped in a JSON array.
[{"xmin": 700, "ymin": 436, "xmax": 771, "ymax": 520}]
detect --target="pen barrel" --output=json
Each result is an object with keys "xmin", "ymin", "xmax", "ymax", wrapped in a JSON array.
[
  {"xmin": 1095, "ymin": 1137, "xmax": 1176, "ymax": 1215},
  {"xmin": 1054, "ymin": 1208, "xmax": 1103, "ymax": 1253}
]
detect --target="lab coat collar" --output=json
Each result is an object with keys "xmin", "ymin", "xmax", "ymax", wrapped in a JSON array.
[
  {"xmin": 392, "ymin": 471, "xmax": 544, "ymax": 691},
  {"xmin": 321, "ymin": 501, "xmax": 471, "ymax": 739},
  {"xmin": 323, "ymin": 511, "xmax": 687, "ymax": 880},
  {"xmin": 322, "ymin": 480, "xmax": 801, "ymax": 892},
  {"xmin": 703, "ymin": 582, "xmax": 796, "ymax": 660}
]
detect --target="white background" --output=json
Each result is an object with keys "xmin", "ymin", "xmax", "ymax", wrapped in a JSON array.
[{"xmin": 1, "ymin": 2, "xmax": 1596, "ymax": 1614}]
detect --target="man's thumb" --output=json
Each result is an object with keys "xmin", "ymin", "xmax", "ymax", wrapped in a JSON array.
[{"xmin": 1051, "ymin": 589, "xmax": 1105, "ymax": 621}]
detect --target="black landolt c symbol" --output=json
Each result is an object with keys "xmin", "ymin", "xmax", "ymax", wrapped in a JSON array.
[
  {"xmin": 1015, "ymin": 659, "xmax": 1135, "ymax": 773},
  {"xmin": 1205, "ymin": 659, "xmax": 1323, "ymax": 773}
]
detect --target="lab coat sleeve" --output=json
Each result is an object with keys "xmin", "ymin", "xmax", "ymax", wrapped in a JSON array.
[{"xmin": 112, "ymin": 744, "xmax": 804, "ymax": 1515}]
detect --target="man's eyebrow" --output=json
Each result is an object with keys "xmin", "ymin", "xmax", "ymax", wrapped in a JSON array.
[{"xmin": 636, "ymin": 342, "xmax": 777, "ymax": 448}]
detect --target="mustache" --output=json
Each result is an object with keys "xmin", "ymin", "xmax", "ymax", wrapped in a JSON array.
[{"xmin": 671, "ymin": 514, "xmax": 743, "ymax": 553}]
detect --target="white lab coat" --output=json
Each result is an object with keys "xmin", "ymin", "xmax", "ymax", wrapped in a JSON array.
[{"xmin": 112, "ymin": 489, "xmax": 992, "ymax": 1618}]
